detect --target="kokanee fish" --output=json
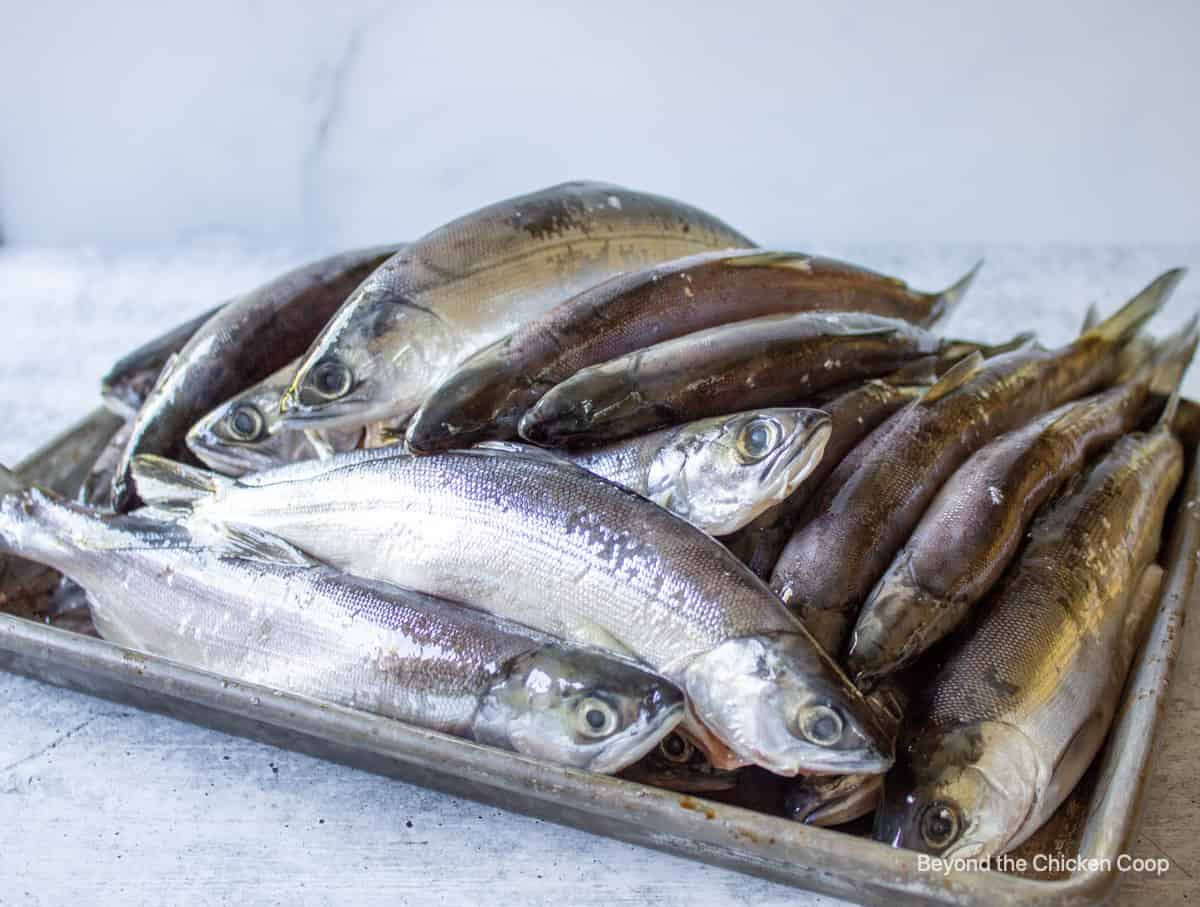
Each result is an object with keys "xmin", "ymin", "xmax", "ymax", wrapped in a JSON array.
[
  {"xmin": 769, "ymin": 270, "xmax": 1180, "ymax": 654},
  {"xmin": 405, "ymin": 251, "xmax": 979, "ymax": 451},
  {"xmin": 875, "ymin": 407, "xmax": 1182, "ymax": 859},
  {"xmin": 559, "ymin": 407, "xmax": 831, "ymax": 535},
  {"xmin": 187, "ymin": 361, "xmax": 365, "ymax": 476},
  {"xmin": 0, "ymin": 468, "xmax": 682, "ymax": 773},
  {"xmin": 848, "ymin": 321, "xmax": 1198, "ymax": 685},
  {"xmin": 278, "ymin": 182, "xmax": 755, "ymax": 435},
  {"xmin": 111, "ymin": 245, "xmax": 404, "ymax": 510},
  {"xmin": 131, "ymin": 446, "xmax": 892, "ymax": 776},
  {"xmin": 518, "ymin": 312, "xmax": 973, "ymax": 447}
]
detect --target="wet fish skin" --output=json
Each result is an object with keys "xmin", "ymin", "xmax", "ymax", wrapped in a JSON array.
[
  {"xmin": 279, "ymin": 182, "xmax": 755, "ymax": 434},
  {"xmin": 564, "ymin": 408, "xmax": 832, "ymax": 535},
  {"xmin": 187, "ymin": 361, "xmax": 366, "ymax": 476},
  {"xmin": 101, "ymin": 303, "xmax": 225, "ymax": 418},
  {"xmin": 847, "ymin": 324, "xmax": 1198, "ymax": 686},
  {"xmin": 875, "ymin": 421, "xmax": 1180, "ymax": 859},
  {"xmin": 619, "ymin": 731, "xmax": 742, "ymax": 793},
  {"xmin": 770, "ymin": 270, "xmax": 1180, "ymax": 655},
  {"xmin": 0, "ymin": 471, "xmax": 683, "ymax": 773},
  {"xmin": 405, "ymin": 252, "xmax": 979, "ymax": 451},
  {"xmin": 131, "ymin": 446, "xmax": 892, "ymax": 776},
  {"xmin": 519, "ymin": 312, "xmax": 957, "ymax": 447},
  {"xmin": 111, "ymin": 245, "xmax": 404, "ymax": 511}
]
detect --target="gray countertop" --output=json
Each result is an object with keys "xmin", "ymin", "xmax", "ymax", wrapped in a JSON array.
[{"xmin": 0, "ymin": 244, "xmax": 1197, "ymax": 905}]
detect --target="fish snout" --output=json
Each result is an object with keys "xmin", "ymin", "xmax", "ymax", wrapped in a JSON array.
[{"xmin": 517, "ymin": 392, "xmax": 590, "ymax": 445}]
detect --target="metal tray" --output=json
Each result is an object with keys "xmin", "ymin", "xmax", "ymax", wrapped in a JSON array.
[{"xmin": 2, "ymin": 406, "xmax": 1196, "ymax": 906}]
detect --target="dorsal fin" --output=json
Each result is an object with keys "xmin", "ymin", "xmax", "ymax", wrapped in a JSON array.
[
  {"xmin": 917, "ymin": 351, "xmax": 986, "ymax": 406},
  {"xmin": 1153, "ymin": 317, "xmax": 1198, "ymax": 432}
]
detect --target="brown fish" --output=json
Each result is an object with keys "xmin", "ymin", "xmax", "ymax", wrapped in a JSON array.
[
  {"xmin": 769, "ymin": 270, "xmax": 1180, "ymax": 654},
  {"xmin": 405, "ymin": 251, "xmax": 979, "ymax": 451},
  {"xmin": 848, "ymin": 320, "xmax": 1198, "ymax": 685},
  {"xmin": 111, "ymin": 245, "xmax": 403, "ymax": 510}
]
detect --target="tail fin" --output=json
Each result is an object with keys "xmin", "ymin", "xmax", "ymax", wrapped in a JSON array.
[
  {"xmin": 923, "ymin": 260, "xmax": 983, "ymax": 327},
  {"xmin": 1083, "ymin": 269, "xmax": 1185, "ymax": 345},
  {"xmin": 129, "ymin": 455, "xmax": 231, "ymax": 508},
  {"xmin": 1149, "ymin": 317, "xmax": 1199, "ymax": 432}
]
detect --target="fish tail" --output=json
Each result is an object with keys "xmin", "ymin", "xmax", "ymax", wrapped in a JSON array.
[
  {"xmin": 1147, "ymin": 317, "xmax": 1199, "ymax": 432},
  {"xmin": 923, "ymin": 260, "xmax": 983, "ymax": 327},
  {"xmin": 129, "ymin": 454, "xmax": 231, "ymax": 508},
  {"xmin": 1084, "ymin": 268, "xmax": 1185, "ymax": 344}
]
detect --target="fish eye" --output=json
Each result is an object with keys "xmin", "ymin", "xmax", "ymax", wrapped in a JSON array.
[
  {"xmin": 658, "ymin": 733, "xmax": 694, "ymax": 764},
  {"xmin": 225, "ymin": 404, "xmax": 265, "ymax": 442},
  {"xmin": 575, "ymin": 696, "xmax": 619, "ymax": 739},
  {"xmin": 795, "ymin": 705, "xmax": 844, "ymax": 747},
  {"xmin": 736, "ymin": 418, "xmax": 782, "ymax": 462},
  {"xmin": 311, "ymin": 360, "xmax": 353, "ymax": 400},
  {"xmin": 919, "ymin": 801, "xmax": 961, "ymax": 850}
]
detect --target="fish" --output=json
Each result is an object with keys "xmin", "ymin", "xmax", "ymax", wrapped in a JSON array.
[
  {"xmin": 847, "ymin": 320, "xmax": 1199, "ymax": 686},
  {"xmin": 619, "ymin": 731, "xmax": 742, "ymax": 793},
  {"xmin": 110, "ymin": 244, "xmax": 405, "ymax": 511},
  {"xmin": 558, "ymin": 407, "xmax": 832, "ymax": 535},
  {"xmin": 769, "ymin": 270, "xmax": 1180, "ymax": 654},
  {"xmin": 278, "ymin": 182, "xmax": 755, "ymax": 436},
  {"xmin": 101, "ymin": 303, "xmax": 225, "ymax": 418},
  {"xmin": 130, "ymin": 445, "xmax": 892, "ymax": 776},
  {"xmin": 518, "ymin": 312, "xmax": 978, "ymax": 447},
  {"xmin": 187, "ymin": 361, "xmax": 367, "ymax": 476},
  {"xmin": 0, "ymin": 466, "xmax": 683, "ymax": 773},
  {"xmin": 875, "ymin": 398, "xmax": 1182, "ymax": 859},
  {"xmin": 404, "ymin": 251, "xmax": 980, "ymax": 451}
]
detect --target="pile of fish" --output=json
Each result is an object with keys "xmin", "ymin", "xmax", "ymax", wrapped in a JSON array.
[{"xmin": 1, "ymin": 181, "xmax": 1194, "ymax": 863}]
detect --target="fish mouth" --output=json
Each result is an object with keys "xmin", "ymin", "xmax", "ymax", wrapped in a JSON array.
[
  {"xmin": 585, "ymin": 698, "xmax": 686, "ymax": 775},
  {"xmin": 774, "ymin": 421, "xmax": 832, "ymax": 488},
  {"xmin": 277, "ymin": 393, "xmax": 375, "ymax": 428}
]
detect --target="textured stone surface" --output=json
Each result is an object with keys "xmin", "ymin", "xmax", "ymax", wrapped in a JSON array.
[{"xmin": 0, "ymin": 245, "xmax": 1196, "ymax": 905}]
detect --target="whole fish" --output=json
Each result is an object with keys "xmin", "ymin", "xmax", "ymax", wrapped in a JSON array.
[
  {"xmin": 101, "ymin": 303, "xmax": 224, "ymax": 418},
  {"xmin": 278, "ymin": 182, "xmax": 754, "ymax": 435},
  {"xmin": 785, "ymin": 677, "xmax": 910, "ymax": 826},
  {"xmin": 131, "ymin": 446, "xmax": 892, "ymax": 776},
  {"xmin": 405, "ymin": 251, "xmax": 980, "ymax": 451},
  {"xmin": 519, "ymin": 312, "xmax": 976, "ymax": 447},
  {"xmin": 187, "ymin": 361, "xmax": 367, "ymax": 476},
  {"xmin": 0, "ymin": 468, "xmax": 682, "ymax": 773},
  {"xmin": 848, "ymin": 322, "xmax": 1198, "ymax": 685},
  {"xmin": 876, "ymin": 405, "xmax": 1182, "ymax": 859},
  {"xmin": 560, "ymin": 408, "xmax": 832, "ymax": 535},
  {"xmin": 770, "ymin": 270, "xmax": 1179, "ymax": 654}
]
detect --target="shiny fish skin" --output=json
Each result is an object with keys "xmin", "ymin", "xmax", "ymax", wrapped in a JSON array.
[
  {"xmin": 519, "ymin": 312, "xmax": 955, "ymax": 447},
  {"xmin": 770, "ymin": 271, "xmax": 1180, "ymax": 655},
  {"xmin": 101, "ymin": 303, "xmax": 224, "ymax": 418},
  {"xmin": 187, "ymin": 360, "xmax": 365, "ymax": 476},
  {"xmin": 564, "ymin": 408, "xmax": 832, "ymax": 535},
  {"xmin": 0, "ymin": 476, "xmax": 682, "ymax": 773},
  {"xmin": 131, "ymin": 446, "xmax": 892, "ymax": 776},
  {"xmin": 875, "ymin": 423, "xmax": 1181, "ymax": 859},
  {"xmin": 405, "ymin": 251, "xmax": 979, "ymax": 451},
  {"xmin": 279, "ymin": 182, "xmax": 754, "ymax": 434},
  {"xmin": 112, "ymin": 245, "xmax": 404, "ymax": 511}
]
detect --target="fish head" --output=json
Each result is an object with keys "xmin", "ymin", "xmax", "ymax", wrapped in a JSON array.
[
  {"xmin": 280, "ymin": 281, "xmax": 458, "ymax": 430},
  {"xmin": 682, "ymin": 632, "xmax": 894, "ymax": 776},
  {"xmin": 186, "ymin": 378, "xmax": 309, "ymax": 476},
  {"xmin": 874, "ymin": 721, "xmax": 1040, "ymax": 860},
  {"xmin": 646, "ymin": 408, "xmax": 831, "ymax": 535},
  {"xmin": 517, "ymin": 360, "xmax": 634, "ymax": 445},
  {"xmin": 473, "ymin": 645, "xmax": 685, "ymax": 774},
  {"xmin": 785, "ymin": 772, "xmax": 881, "ymax": 826}
]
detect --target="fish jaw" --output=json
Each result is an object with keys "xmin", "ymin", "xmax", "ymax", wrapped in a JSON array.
[
  {"xmin": 785, "ymin": 773, "xmax": 881, "ymax": 826},
  {"xmin": 681, "ymin": 632, "xmax": 893, "ymax": 777}
]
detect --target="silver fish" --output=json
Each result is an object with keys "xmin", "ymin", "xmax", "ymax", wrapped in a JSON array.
[
  {"xmin": 562, "ymin": 408, "xmax": 832, "ymax": 535},
  {"xmin": 187, "ymin": 361, "xmax": 367, "ymax": 476},
  {"xmin": 278, "ymin": 181, "xmax": 754, "ymax": 433},
  {"xmin": 875, "ymin": 408, "xmax": 1181, "ymax": 859},
  {"xmin": 131, "ymin": 446, "xmax": 892, "ymax": 776},
  {"xmin": 0, "ymin": 468, "xmax": 682, "ymax": 773}
]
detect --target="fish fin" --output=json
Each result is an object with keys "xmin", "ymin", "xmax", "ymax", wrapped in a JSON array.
[
  {"xmin": 473, "ymin": 441, "xmax": 575, "ymax": 466},
  {"xmin": 1080, "ymin": 303, "xmax": 1100, "ymax": 333},
  {"xmin": 1150, "ymin": 315, "xmax": 1200, "ymax": 403},
  {"xmin": 721, "ymin": 251, "xmax": 818, "ymax": 272},
  {"xmin": 983, "ymin": 331, "xmax": 1037, "ymax": 357},
  {"xmin": 923, "ymin": 259, "xmax": 983, "ymax": 326},
  {"xmin": 129, "ymin": 454, "xmax": 232, "ymax": 507},
  {"xmin": 205, "ymin": 521, "xmax": 315, "ymax": 567},
  {"xmin": 916, "ymin": 350, "xmax": 986, "ymax": 406},
  {"xmin": 1082, "ymin": 268, "xmax": 1184, "ymax": 343},
  {"xmin": 565, "ymin": 620, "xmax": 639, "ymax": 657}
]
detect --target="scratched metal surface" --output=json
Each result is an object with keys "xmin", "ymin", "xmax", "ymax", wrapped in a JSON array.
[{"xmin": 0, "ymin": 245, "xmax": 1197, "ymax": 906}]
